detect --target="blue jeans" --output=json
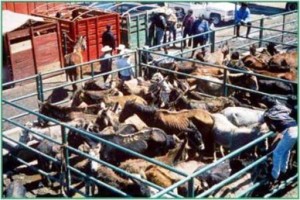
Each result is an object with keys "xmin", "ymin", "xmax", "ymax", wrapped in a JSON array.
[
  {"xmin": 272, "ymin": 126, "xmax": 298, "ymax": 179},
  {"xmin": 155, "ymin": 27, "xmax": 165, "ymax": 47}
]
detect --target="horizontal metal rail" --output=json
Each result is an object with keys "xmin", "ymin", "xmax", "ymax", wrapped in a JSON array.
[
  {"xmin": 264, "ymin": 174, "xmax": 298, "ymax": 198},
  {"xmin": 142, "ymin": 49, "xmax": 297, "ymax": 85},
  {"xmin": 196, "ymin": 154, "xmax": 269, "ymax": 197},
  {"xmin": 66, "ymin": 144, "xmax": 181, "ymax": 197},
  {"xmin": 151, "ymin": 131, "xmax": 275, "ymax": 198},
  {"xmin": 2, "ymin": 100, "xmax": 188, "ymax": 177},
  {"xmin": 2, "ymin": 74, "xmax": 39, "ymax": 87},
  {"xmin": 6, "ymin": 153, "xmax": 86, "ymax": 197},
  {"xmin": 2, "ymin": 92, "xmax": 38, "ymax": 104},
  {"xmin": 3, "ymin": 117, "xmax": 62, "ymax": 145},
  {"xmin": 3, "ymin": 135, "xmax": 60, "ymax": 164}
]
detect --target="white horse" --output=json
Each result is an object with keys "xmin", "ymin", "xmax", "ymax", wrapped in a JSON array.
[
  {"xmin": 220, "ymin": 107, "xmax": 265, "ymax": 127},
  {"xmin": 211, "ymin": 113, "xmax": 269, "ymax": 157}
]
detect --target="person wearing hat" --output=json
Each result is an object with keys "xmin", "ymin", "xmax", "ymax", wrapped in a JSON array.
[
  {"xmin": 102, "ymin": 25, "xmax": 116, "ymax": 52},
  {"xmin": 116, "ymin": 44, "xmax": 126, "ymax": 55},
  {"xmin": 235, "ymin": 2, "xmax": 252, "ymax": 38},
  {"xmin": 100, "ymin": 45, "xmax": 112, "ymax": 82},
  {"xmin": 190, "ymin": 14, "xmax": 210, "ymax": 58},
  {"xmin": 262, "ymin": 97, "xmax": 298, "ymax": 184},
  {"xmin": 182, "ymin": 9, "xmax": 195, "ymax": 48},
  {"xmin": 116, "ymin": 49, "xmax": 134, "ymax": 81}
]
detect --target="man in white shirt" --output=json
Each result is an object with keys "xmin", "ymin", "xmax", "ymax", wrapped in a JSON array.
[{"xmin": 116, "ymin": 49, "xmax": 134, "ymax": 81}]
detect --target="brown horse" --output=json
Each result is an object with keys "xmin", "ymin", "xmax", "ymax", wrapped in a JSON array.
[
  {"xmin": 64, "ymin": 35, "xmax": 87, "ymax": 91},
  {"xmin": 119, "ymin": 100, "xmax": 215, "ymax": 156}
]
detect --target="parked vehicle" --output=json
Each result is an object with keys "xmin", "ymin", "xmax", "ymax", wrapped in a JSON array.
[
  {"xmin": 106, "ymin": 3, "xmax": 160, "ymax": 17},
  {"xmin": 166, "ymin": 2, "xmax": 237, "ymax": 25},
  {"xmin": 285, "ymin": 2, "xmax": 297, "ymax": 11},
  {"xmin": 80, "ymin": 2, "xmax": 115, "ymax": 10}
]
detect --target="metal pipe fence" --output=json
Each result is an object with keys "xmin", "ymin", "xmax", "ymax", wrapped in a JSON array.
[{"xmin": 2, "ymin": 9, "xmax": 297, "ymax": 198}]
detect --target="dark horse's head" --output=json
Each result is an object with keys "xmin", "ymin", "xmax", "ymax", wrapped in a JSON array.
[
  {"xmin": 38, "ymin": 101, "xmax": 54, "ymax": 126},
  {"xmin": 119, "ymin": 100, "xmax": 137, "ymax": 123}
]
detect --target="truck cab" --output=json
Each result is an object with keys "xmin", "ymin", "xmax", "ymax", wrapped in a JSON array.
[{"xmin": 166, "ymin": 2, "xmax": 236, "ymax": 25}]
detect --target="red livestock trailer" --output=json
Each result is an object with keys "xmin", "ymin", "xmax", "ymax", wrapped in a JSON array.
[
  {"xmin": 32, "ymin": 4, "xmax": 121, "ymax": 62},
  {"xmin": 2, "ymin": 2, "xmax": 64, "ymax": 15},
  {"xmin": 3, "ymin": 12, "xmax": 63, "ymax": 83}
]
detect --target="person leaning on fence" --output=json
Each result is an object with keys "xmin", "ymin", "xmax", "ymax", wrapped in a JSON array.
[
  {"xmin": 190, "ymin": 15, "xmax": 210, "ymax": 58},
  {"xmin": 116, "ymin": 49, "xmax": 134, "ymax": 82},
  {"xmin": 102, "ymin": 25, "xmax": 116, "ymax": 52},
  {"xmin": 141, "ymin": 45, "xmax": 153, "ymax": 64},
  {"xmin": 182, "ymin": 9, "xmax": 195, "ymax": 48},
  {"xmin": 262, "ymin": 97, "xmax": 298, "ymax": 185},
  {"xmin": 235, "ymin": 2, "xmax": 252, "ymax": 38},
  {"xmin": 99, "ymin": 45, "xmax": 113, "ymax": 82}
]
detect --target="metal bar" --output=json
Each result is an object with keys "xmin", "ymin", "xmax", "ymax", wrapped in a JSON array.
[
  {"xmin": 188, "ymin": 178, "xmax": 194, "ymax": 198},
  {"xmin": 3, "ymin": 135, "xmax": 60, "ymax": 164},
  {"xmin": 136, "ymin": 15, "xmax": 140, "ymax": 48},
  {"xmin": 66, "ymin": 144, "xmax": 182, "ymax": 198},
  {"xmin": 2, "ymin": 92, "xmax": 38, "ymax": 104},
  {"xmin": 61, "ymin": 125, "xmax": 71, "ymax": 195},
  {"xmin": 241, "ymin": 35, "xmax": 297, "ymax": 47},
  {"xmin": 196, "ymin": 155, "xmax": 269, "ymax": 198},
  {"xmin": 3, "ymin": 117, "xmax": 61, "ymax": 145},
  {"xmin": 236, "ymin": 180, "xmax": 266, "ymax": 197},
  {"xmin": 38, "ymin": 73, "xmax": 44, "ymax": 102},
  {"xmin": 134, "ymin": 51, "xmax": 138, "ymax": 78},
  {"xmin": 142, "ymin": 49, "xmax": 297, "ymax": 85},
  {"xmin": 210, "ymin": 30, "xmax": 215, "ymax": 53},
  {"xmin": 264, "ymin": 174, "xmax": 298, "ymax": 198},
  {"xmin": 151, "ymin": 132, "xmax": 274, "ymax": 198},
  {"xmin": 259, "ymin": 18, "xmax": 264, "ymax": 47},
  {"xmin": 223, "ymin": 68, "xmax": 228, "ymax": 96},
  {"xmin": 250, "ymin": 25, "xmax": 296, "ymax": 35},
  {"xmin": 282, "ymin": 14, "xmax": 286, "ymax": 43},
  {"xmin": 68, "ymin": 166, "xmax": 130, "ymax": 197},
  {"xmin": 2, "ymin": 100, "xmax": 188, "ymax": 177},
  {"xmin": 2, "ymin": 73, "xmax": 38, "ymax": 87}
]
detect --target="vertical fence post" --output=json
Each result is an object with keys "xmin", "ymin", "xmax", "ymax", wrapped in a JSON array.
[
  {"xmin": 281, "ymin": 14, "xmax": 286, "ymax": 43},
  {"xmin": 223, "ymin": 68, "xmax": 228, "ymax": 96},
  {"xmin": 36, "ymin": 73, "xmax": 44, "ymax": 102},
  {"xmin": 127, "ymin": 16, "xmax": 131, "ymax": 49},
  {"xmin": 258, "ymin": 18, "xmax": 264, "ymax": 47},
  {"xmin": 137, "ymin": 49, "xmax": 143, "ymax": 77},
  {"xmin": 145, "ymin": 13, "xmax": 149, "ymax": 44},
  {"xmin": 61, "ymin": 125, "xmax": 70, "ymax": 196},
  {"xmin": 63, "ymin": 32, "xmax": 68, "ymax": 81},
  {"xmin": 134, "ymin": 51, "xmax": 138, "ymax": 78},
  {"xmin": 188, "ymin": 178, "xmax": 195, "ymax": 198},
  {"xmin": 136, "ymin": 15, "xmax": 140, "ymax": 48},
  {"xmin": 91, "ymin": 63, "xmax": 94, "ymax": 79},
  {"xmin": 210, "ymin": 31, "xmax": 215, "ymax": 53}
]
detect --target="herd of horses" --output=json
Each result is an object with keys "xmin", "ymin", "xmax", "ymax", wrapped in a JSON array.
[{"xmin": 4, "ymin": 36, "xmax": 297, "ymax": 197}]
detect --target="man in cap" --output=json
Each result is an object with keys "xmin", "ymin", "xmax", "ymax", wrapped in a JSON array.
[
  {"xmin": 100, "ymin": 45, "xmax": 112, "ymax": 82},
  {"xmin": 116, "ymin": 49, "xmax": 134, "ymax": 82},
  {"xmin": 262, "ymin": 97, "xmax": 298, "ymax": 184},
  {"xmin": 102, "ymin": 25, "xmax": 116, "ymax": 52},
  {"xmin": 182, "ymin": 9, "xmax": 195, "ymax": 48},
  {"xmin": 235, "ymin": 2, "xmax": 252, "ymax": 38}
]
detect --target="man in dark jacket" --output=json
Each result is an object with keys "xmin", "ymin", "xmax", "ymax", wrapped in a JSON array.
[
  {"xmin": 102, "ymin": 25, "xmax": 116, "ymax": 52},
  {"xmin": 182, "ymin": 9, "xmax": 195, "ymax": 48},
  {"xmin": 191, "ymin": 15, "xmax": 210, "ymax": 58},
  {"xmin": 150, "ymin": 12, "xmax": 167, "ymax": 50}
]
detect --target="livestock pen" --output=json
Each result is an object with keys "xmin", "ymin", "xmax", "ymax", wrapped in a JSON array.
[{"xmin": 2, "ymin": 10, "xmax": 298, "ymax": 198}]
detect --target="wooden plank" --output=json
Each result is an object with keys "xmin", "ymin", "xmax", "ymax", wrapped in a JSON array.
[
  {"xmin": 7, "ymin": 29, "xmax": 30, "ymax": 40},
  {"xmin": 10, "ymin": 40, "xmax": 32, "ymax": 54}
]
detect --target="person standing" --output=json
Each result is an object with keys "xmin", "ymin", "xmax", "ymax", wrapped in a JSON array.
[
  {"xmin": 182, "ymin": 9, "xmax": 195, "ymax": 48},
  {"xmin": 235, "ymin": 2, "xmax": 252, "ymax": 38},
  {"xmin": 102, "ymin": 25, "xmax": 116, "ymax": 52},
  {"xmin": 191, "ymin": 15, "xmax": 210, "ymax": 58},
  {"xmin": 99, "ymin": 46, "xmax": 112, "ymax": 82},
  {"xmin": 152, "ymin": 12, "xmax": 168, "ymax": 50},
  {"xmin": 164, "ymin": 9, "xmax": 177, "ymax": 47},
  {"xmin": 262, "ymin": 98, "xmax": 298, "ymax": 184},
  {"xmin": 116, "ymin": 49, "xmax": 134, "ymax": 81}
]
